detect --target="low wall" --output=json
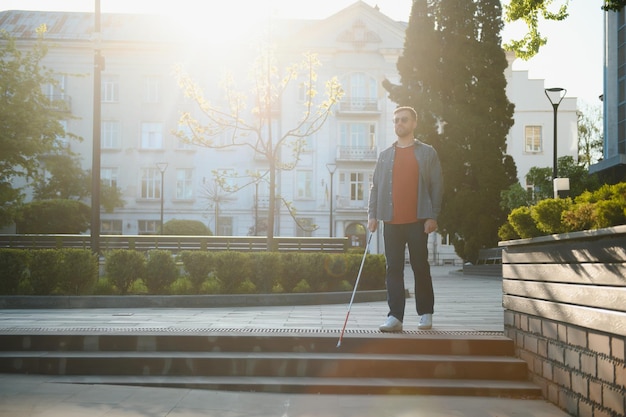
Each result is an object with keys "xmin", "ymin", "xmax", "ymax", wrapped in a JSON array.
[{"xmin": 500, "ymin": 225, "xmax": 626, "ymax": 417}]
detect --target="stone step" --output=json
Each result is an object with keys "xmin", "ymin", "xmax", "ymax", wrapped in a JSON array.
[
  {"xmin": 0, "ymin": 331, "xmax": 539, "ymax": 397},
  {"xmin": 0, "ymin": 351, "xmax": 529, "ymax": 380},
  {"xmin": 43, "ymin": 375, "xmax": 543, "ymax": 397},
  {"xmin": 0, "ymin": 332, "xmax": 515, "ymax": 355}
]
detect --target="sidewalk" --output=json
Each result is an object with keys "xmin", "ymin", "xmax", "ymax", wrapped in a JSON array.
[{"xmin": 0, "ymin": 266, "xmax": 572, "ymax": 417}]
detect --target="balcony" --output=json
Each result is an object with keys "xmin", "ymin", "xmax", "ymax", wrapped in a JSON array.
[
  {"xmin": 337, "ymin": 97, "xmax": 379, "ymax": 114},
  {"xmin": 337, "ymin": 146, "xmax": 378, "ymax": 161}
]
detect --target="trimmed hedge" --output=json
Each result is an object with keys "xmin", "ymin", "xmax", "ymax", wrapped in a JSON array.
[{"xmin": 0, "ymin": 248, "xmax": 386, "ymax": 296}]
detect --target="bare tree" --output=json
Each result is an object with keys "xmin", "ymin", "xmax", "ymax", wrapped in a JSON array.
[{"xmin": 174, "ymin": 48, "xmax": 343, "ymax": 248}]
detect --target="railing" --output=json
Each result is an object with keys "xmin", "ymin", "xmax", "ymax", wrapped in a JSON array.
[
  {"xmin": 337, "ymin": 97, "xmax": 378, "ymax": 112},
  {"xmin": 337, "ymin": 146, "xmax": 377, "ymax": 161},
  {"xmin": 0, "ymin": 234, "xmax": 349, "ymax": 253}
]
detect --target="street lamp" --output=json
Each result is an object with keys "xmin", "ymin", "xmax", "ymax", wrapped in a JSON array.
[
  {"xmin": 156, "ymin": 162, "xmax": 168, "ymax": 234},
  {"xmin": 326, "ymin": 163, "xmax": 337, "ymax": 237},
  {"xmin": 544, "ymin": 87, "xmax": 566, "ymax": 180}
]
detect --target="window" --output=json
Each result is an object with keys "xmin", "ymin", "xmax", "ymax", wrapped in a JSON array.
[
  {"xmin": 176, "ymin": 168, "xmax": 193, "ymax": 200},
  {"xmin": 102, "ymin": 75, "xmax": 119, "ymax": 102},
  {"xmin": 101, "ymin": 220, "xmax": 122, "ymax": 235},
  {"xmin": 140, "ymin": 122, "xmax": 163, "ymax": 149},
  {"xmin": 141, "ymin": 167, "xmax": 161, "ymax": 199},
  {"xmin": 343, "ymin": 72, "xmax": 377, "ymax": 110},
  {"xmin": 101, "ymin": 167, "xmax": 119, "ymax": 188},
  {"xmin": 340, "ymin": 123, "xmax": 372, "ymax": 148},
  {"xmin": 296, "ymin": 170, "xmax": 313, "ymax": 199},
  {"xmin": 525, "ymin": 126, "xmax": 542, "ymax": 153},
  {"xmin": 218, "ymin": 216, "xmax": 233, "ymax": 236},
  {"xmin": 102, "ymin": 121, "xmax": 121, "ymax": 149},
  {"xmin": 138, "ymin": 220, "xmax": 159, "ymax": 235},
  {"xmin": 144, "ymin": 76, "xmax": 160, "ymax": 103},
  {"xmin": 350, "ymin": 172, "xmax": 365, "ymax": 202}
]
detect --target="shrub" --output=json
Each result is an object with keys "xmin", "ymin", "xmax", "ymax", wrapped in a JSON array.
[
  {"xmin": 145, "ymin": 250, "xmax": 178, "ymax": 294},
  {"xmin": 213, "ymin": 252, "xmax": 251, "ymax": 293},
  {"xmin": 234, "ymin": 278, "xmax": 257, "ymax": 294},
  {"xmin": 531, "ymin": 198, "xmax": 572, "ymax": 235},
  {"xmin": 29, "ymin": 250, "xmax": 63, "ymax": 295},
  {"xmin": 198, "ymin": 275, "xmax": 221, "ymax": 294},
  {"xmin": 562, "ymin": 202, "xmax": 596, "ymax": 232},
  {"xmin": 293, "ymin": 279, "xmax": 311, "ymax": 293},
  {"xmin": 163, "ymin": 219, "xmax": 212, "ymax": 235},
  {"xmin": 498, "ymin": 221, "xmax": 520, "ymax": 241},
  {"xmin": 58, "ymin": 249, "xmax": 98, "ymax": 295},
  {"xmin": 105, "ymin": 250, "xmax": 146, "ymax": 294},
  {"xmin": 128, "ymin": 279, "xmax": 149, "ymax": 294},
  {"xmin": 250, "ymin": 252, "xmax": 282, "ymax": 293},
  {"xmin": 0, "ymin": 249, "xmax": 30, "ymax": 295},
  {"xmin": 16, "ymin": 199, "xmax": 90, "ymax": 233},
  {"xmin": 169, "ymin": 277, "xmax": 194, "ymax": 295},
  {"xmin": 508, "ymin": 206, "xmax": 542, "ymax": 239},
  {"xmin": 179, "ymin": 251, "xmax": 215, "ymax": 289},
  {"xmin": 92, "ymin": 278, "xmax": 117, "ymax": 295}
]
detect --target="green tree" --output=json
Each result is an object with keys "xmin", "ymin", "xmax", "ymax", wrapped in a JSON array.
[
  {"xmin": 0, "ymin": 27, "xmax": 67, "ymax": 227},
  {"xmin": 504, "ymin": 0, "xmax": 625, "ymax": 59},
  {"xmin": 577, "ymin": 103, "xmax": 603, "ymax": 169},
  {"xmin": 175, "ymin": 50, "xmax": 342, "ymax": 248},
  {"xmin": 384, "ymin": 0, "xmax": 517, "ymax": 262},
  {"xmin": 525, "ymin": 156, "xmax": 601, "ymax": 202},
  {"xmin": 16, "ymin": 199, "xmax": 90, "ymax": 233}
]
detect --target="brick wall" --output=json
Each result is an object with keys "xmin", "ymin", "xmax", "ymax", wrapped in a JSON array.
[{"xmin": 500, "ymin": 226, "xmax": 626, "ymax": 417}]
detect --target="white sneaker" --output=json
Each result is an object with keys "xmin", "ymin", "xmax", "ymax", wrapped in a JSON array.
[
  {"xmin": 379, "ymin": 316, "xmax": 403, "ymax": 332},
  {"xmin": 418, "ymin": 314, "xmax": 432, "ymax": 330}
]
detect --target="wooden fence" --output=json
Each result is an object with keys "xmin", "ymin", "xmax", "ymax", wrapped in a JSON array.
[{"xmin": 0, "ymin": 234, "xmax": 349, "ymax": 253}]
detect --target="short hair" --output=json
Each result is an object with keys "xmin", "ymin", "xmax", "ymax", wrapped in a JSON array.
[{"xmin": 393, "ymin": 106, "xmax": 417, "ymax": 121}]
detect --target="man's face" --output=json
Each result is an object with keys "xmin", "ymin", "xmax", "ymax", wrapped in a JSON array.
[{"xmin": 393, "ymin": 111, "xmax": 416, "ymax": 137}]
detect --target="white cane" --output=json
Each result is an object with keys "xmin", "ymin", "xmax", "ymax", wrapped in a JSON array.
[{"xmin": 336, "ymin": 232, "xmax": 373, "ymax": 348}]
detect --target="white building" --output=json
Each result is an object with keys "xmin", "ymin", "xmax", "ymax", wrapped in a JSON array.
[{"xmin": 0, "ymin": 1, "xmax": 579, "ymax": 263}]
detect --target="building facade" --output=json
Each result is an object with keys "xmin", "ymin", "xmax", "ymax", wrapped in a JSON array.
[
  {"xmin": 591, "ymin": 7, "xmax": 626, "ymax": 181},
  {"xmin": 0, "ymin": 1, "xmax": 580, "ymax": 262}
]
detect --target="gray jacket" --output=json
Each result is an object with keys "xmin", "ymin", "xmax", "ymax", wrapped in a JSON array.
[{"xmin": 368, "ymin": 139, "xmax": 443, "ymax": 222}]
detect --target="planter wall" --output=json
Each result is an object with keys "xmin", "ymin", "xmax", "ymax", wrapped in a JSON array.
[{"xmin": 500, "ymin": 225, "xmax": 626, "ymax": 417}]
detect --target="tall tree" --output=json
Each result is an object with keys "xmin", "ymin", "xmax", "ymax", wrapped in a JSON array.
[
  {"xmin": 384, "ymin": 0, "xmax": 516, "ymax": 262},
  {"xmin": 175, "ymin": 48, "xmax": 342, "ymax": 248},
  {"xmin": 0, "ymin": 27, "xmax": 66, "ymax": 227},
  {"xmin": 577, "ymin": 103, "xmax": 603, "ymax": 169},
  {"xmin": 504, "ymin": 0, "xmax": 625, "ymax": 59}
]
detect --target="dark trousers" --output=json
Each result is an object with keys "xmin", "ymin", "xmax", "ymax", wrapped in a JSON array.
[{"xmin": 383, "ymin": 221, "xmax": 434, "ymax": 322}]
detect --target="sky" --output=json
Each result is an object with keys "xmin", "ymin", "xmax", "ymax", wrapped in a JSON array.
[{"xmin": 1, "ymin": 0, "xmax": 605, "ymax": 107}]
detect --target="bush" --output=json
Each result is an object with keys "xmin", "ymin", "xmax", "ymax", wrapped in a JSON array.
[
  {"xmin": 179, "ymin": 251, "xmax": 215, "ymax": 289},
  {"xmin": 16, "ymin": 199, "xmax": 90, "ymax": 233},
  {"xmin": 128, "ymin": 279, "xmax": 149, "ymax": 294},
  {"xmin": 58, "ymin": 249, "xmax": 98, "ymax": 295},
  {"xmin": 531, "ymin": 198, "xmax": 572, "ymax": 235},
  {"xmin": 198, "ymin": 275, "xmax": 221, "ymax": 294},
  {"xmin": 508, "ymin": 206, "xmax": 542, "ymax": 239},
  {"xmin": 213, "ymin": 252, "xmax": 251, "ymax": 293},
  {"xmin": 105, "ymin": 250, "xmax": 146, "ymax": 294},
  {"xmin": 234, "ymin": 278, "xmax": 257, "ymax": 294},
  {"xmin": 92, "ymin": 278, "xmax": 117, "ymax": 295},
  {"xmin": 163, "ymin": 219, "xmax": 213, "ymax": 235},
  {"xmin": 29, "ymin": 250, "xmax": 63, "ymax": 295},
  {"xmin": 169, "ymin": 277, "xmax": 194, "ymax": 295},
  {"xmin": 293, "ymin": 279, "xmax": 311, "ymax": 293},
  {"xmin": 0, "ymin": 249, "xmax": 30, "ymax": 295},
  {"xmin": 145, "ymin": 250, "xmax": 178, "ymax": 294},
  {"xmin": 250, "ymin": 252, "xmax": 282, "ymax": 293}
]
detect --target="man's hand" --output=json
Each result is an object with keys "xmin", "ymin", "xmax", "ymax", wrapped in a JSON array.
[
  {"xmin": 368, "ymin": 218, "xmax": 378, "ymax": 233},
  {"xmin": 424, "ymin": 219, "xmax": 438, "ymax": 234}
]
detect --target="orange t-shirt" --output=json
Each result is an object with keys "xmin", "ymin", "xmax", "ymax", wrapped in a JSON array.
[{"xmin": 389, "ymin": 146, "xmax": 419, "ymax": 224}]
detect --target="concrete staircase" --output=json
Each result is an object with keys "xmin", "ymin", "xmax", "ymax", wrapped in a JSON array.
[{"xmin": 0, "ymin": 330, "xmax": 541, "ymax": 397}]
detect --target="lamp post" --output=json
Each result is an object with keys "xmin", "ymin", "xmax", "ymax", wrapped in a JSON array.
[
  {"xmin": 326, "ymin": 163, "xmax": 337, "ymax": 237},
  {"xmin": 544, "ymin": 87, "xmax": 566, "ymax": 180},
  {"xmin": 90, "ymin": 0, "xmax": 103, "ymax": 254},
  {"xmin": 156, "ymin": 162, "xmax": 168, "ymax": 234}
]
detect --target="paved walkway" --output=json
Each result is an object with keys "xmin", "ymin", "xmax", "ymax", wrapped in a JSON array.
[{"xmin": 0, "ymin": 266, "xmax": 572, "ymax": 417}]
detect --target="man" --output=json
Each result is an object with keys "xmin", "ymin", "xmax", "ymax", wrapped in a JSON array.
[{"xmin": 368, "ymin": 106, "xmax": 443, "ymax": 332}]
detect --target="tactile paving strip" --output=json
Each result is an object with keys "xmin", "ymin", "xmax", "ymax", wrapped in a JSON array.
[{"xmin": 0, "ymin": 327, "xmax": 504, "ymax": 336}]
